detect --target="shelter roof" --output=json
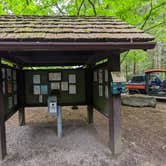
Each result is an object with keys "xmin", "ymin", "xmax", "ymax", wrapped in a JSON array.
[{"xmin": 0, "ymin": 16, "xmax": 154, "ymax": 42}]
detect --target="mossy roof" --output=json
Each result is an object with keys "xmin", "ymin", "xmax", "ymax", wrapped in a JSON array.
[{"xmin": 0, "ymin": 16, "xmax": 154, "ymax": 42}]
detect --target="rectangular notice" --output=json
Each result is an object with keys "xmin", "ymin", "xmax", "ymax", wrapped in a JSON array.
[
  {"xmin": 105, "ymin": 85, "xmax": 109, "ymax": 98},
  {"xmin": 99, "ymin": 85, "xmax": 103, "ymax": 97},
  {"xmin": 49, "ymin": 72, "xmax": 61, "ymax": 81},
  {"xmin": 39, "ymin": 95, "xmax": 43, "ymax": 103},
  {"xmin": 1, "ymin": 68, "xmax": 5, "ymax": 79},
  {"xmin": 41, "ymin": 85, "xmax": 48, "ymax": 95},
  {"xmin": 105, "ymin": 70, "xmax": 108, "ymax": 82},
  {"xmin": 69, "ymin": 84, "xmax": 76, "ymax": 94},
  {"xmin": 33, "ymin": 85, "xmax": 40, "ymax": 95},
  {"xmin": 69, "ymin": 74, "xmax": 76, "ymax": 83},
  {"xmin": 61, "ymin": 82, "xmax": 68, "ymax": 91},
  {"xmin": 33, "ymin": 75, "xmax": 40, "ymax": 84},
  {"xmin": 51, "ymin": 82, "xmax": 60, "ymax": 90},
  {"xmin": 98, "ymin": 70, "xmax": 103, "ymax": 84}
]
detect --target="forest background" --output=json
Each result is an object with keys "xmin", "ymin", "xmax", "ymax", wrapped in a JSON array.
[{"xmin": 0, "ymin": 0, "xmax": 165, "ymax": 80}]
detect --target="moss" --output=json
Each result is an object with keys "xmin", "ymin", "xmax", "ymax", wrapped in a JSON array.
[{"xmin": 84, "ymin": 29, "xmax": 91, "ymax": 33}]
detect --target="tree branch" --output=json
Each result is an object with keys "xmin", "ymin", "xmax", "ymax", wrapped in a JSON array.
[
  {"xmin": 145, "ymin": 21, "xmax": 166, "ymax": 31},
  {"xmin": 141, "ymin": 0, "xmax": 153, "ymax": 29},
  {"xmin": 77, "ymin": 0, "xmax": 85, "ymax": 16},
  {"xmin": 120, "ymin": 51, "xmax": 129, "ymax": 64},
  {"xmin": 55, "ymin": 3, "xmax": 65, "ymax": 15},
  {"xmin": 141, "ymin": 1, "xmax": 166, "ymax": 29},
  {"xmin": 83, "ymin": 2, "xmax": 87, "ymax": 15},
  {"xmin": 88, "ymin": 0, "xmax": 97, "ymax": 16}
]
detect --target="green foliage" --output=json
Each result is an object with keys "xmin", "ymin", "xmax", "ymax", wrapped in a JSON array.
[
  {"xmin": 0, "ymin": 0, "xmax": 165, "ymax": 40},
  {"xmin": 0, "ymin": 0, "xmax": 165, "ymax": 77},
  {"xmin": 1, "ymin": 0, "xmax": 165, "ymax": 41}
]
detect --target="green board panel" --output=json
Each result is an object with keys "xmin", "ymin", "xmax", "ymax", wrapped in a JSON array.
[
  {"xmin": 93, "ymin": 84, "xmax": 109, "ymax": 114},
  {"xmin": 25, "ymin": 69, "xmax": 86, "ymax": 106},
  {"xmin": 1, "ymin": 65, "xmax": 18, "ymax": 119},
  {"xmin": 93, "ymin": 68, "xmax": 109, "ymax": 115}
]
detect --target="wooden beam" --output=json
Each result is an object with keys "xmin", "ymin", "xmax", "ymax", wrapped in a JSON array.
[
  {"xmin": 108, "ymin": 51, "xmax": 120, "ymax": 71},
  {"xmin": 87, "ymin": 105, "xmax": 93, "ymax": 124},
  {"xmin": 0, "ymin": 41, "xmax": 156, "ymax": 51},
  {"xmin": 17, "ymin": 69, "xmax": 25, "ymax": 126},
  {"xmin": 109, "ymin": 95, "xmax": 121, "ymax": 154},
  {"xmin": 86, "ymin": 65, "xmax": 94, "ymax": 124},
  {"xmin": 107, "ymin": 51, "xmax": 121, "ymax": 155},
  {"xmin": 23, "ymin": 63, "xmax": 85, "ymax": 67},
  {"xmin": 0, "ymin": 59, "xmax": 7, "ymax": 160},
  {"xmin": 18, "ymin": 108, "xmax": 25, "ymax": 126}
]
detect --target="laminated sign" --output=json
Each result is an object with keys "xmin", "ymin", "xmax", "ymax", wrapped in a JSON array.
[
  {"xmin": 105, "ymin": 70, "xmax": 108, "ymax": 82},
  {"xmin": 69, "ymin": 74, "xmax": 76, "ymax": 83},
  {"xmin": 51, "ymin": 82, "xmax": 60, "ymax": 90},
  {"xmin": 49, "ymin": 72, "xmax": 61, "ymax": 81},
  {"xmin": 99, "ymin": 85, "xmax": 103, "ymax": 96},
  {"xmin": 61, "ymin": 82, "xmax": 68, "ymax": 91},
  {"xmin": 1, "ymin": 68, "xmax": 5, "ymax": 79},
  {"xmin": 69, "ymin": 84, "xmax": 76, "ymax": 94},
  {"xmin": 41, "ymin": 85, "xmax": 48, "ymax": 94},
  {"xmin": 33, "ymin": 75, "xmax": 40, "ymax": 84},
  {"xmin": 111, "ymin": 72, "xmax": 126, "ymax": 82},
  {"xmin": 33, "ymin": 85, "xmax": 40, "ymax": 95},
  {"xmin": 98, "ymin": 69, "xmax": 103, "ymax": 84}
]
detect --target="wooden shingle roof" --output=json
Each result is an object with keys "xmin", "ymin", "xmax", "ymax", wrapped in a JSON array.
[{"xmin": 0, "ymin": 16, "xmax": 154, "ymax": 42}]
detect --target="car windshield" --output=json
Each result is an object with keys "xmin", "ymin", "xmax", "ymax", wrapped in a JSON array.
[{"xmin": 131, "ymin": 76, "xmax": 145, "ymax": 83}]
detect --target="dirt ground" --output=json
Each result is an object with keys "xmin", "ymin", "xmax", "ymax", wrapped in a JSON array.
[{"xmin": 0, "ymin": 102, "xmax": 166, "ymax": 166}]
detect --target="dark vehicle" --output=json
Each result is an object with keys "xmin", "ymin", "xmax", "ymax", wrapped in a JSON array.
[
  {"xmin": 126, "ymin": 75, "xmax": 146, "ymax": 94},
  {"xmin": 126, "ymin": 69, "xmax": 166, "ymax": 98}
]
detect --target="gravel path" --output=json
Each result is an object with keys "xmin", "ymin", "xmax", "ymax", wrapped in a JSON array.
[{"xmin": 0, "ymin": 103, "xmax": 166, "ymax": 166}]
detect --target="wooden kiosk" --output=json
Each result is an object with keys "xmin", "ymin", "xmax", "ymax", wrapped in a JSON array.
[{"xmin": 0, "ymin": 16, "xmax": 155, "ymax": 160}]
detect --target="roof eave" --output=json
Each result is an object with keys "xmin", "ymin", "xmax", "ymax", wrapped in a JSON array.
[{"xmin": 0, "ymin": 41, "xmax": 156, "ymax": 52}]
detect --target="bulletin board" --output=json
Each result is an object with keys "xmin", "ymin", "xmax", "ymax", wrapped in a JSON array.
[
  {"xmin": 24, "ymin": 69, "xmax": 86, "ymax": 106},
  {"xmin": 1, "ymin": 65, "xmax": 19, "ymax": 120},
  {"xmin": 93, "ymin": 67, "xmax": 110, "ymax": 115}
]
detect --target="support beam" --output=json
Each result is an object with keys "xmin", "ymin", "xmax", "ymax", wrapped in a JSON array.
[
  {"xmin": 18, "ymin": 108, "xmax": 25, "ymax": 126},
  {"xmin": 87, "ymin": 105, "xmax": 93, "ymax": 124},
  {"xmin": 109, "ymin": 95, "xmax": 121, "ymax": 154},
  {"xmin": 86, "ymin": 65, "xmax": 94, "ymax": 124},
  {"xmin": 17, "ymin": 69, "xmax": 25, "ymax": 126},
  {"xmin": 108, "ymin": 51, "xmax": 121, "ymax": 155},
  {"xmin": 0, "ymin": 59, "xmax": 7, "ymax": 160}
]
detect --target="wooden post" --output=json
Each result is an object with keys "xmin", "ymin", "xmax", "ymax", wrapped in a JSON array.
[
  {"xmin": 86, "ymin": 65, "xmax": 94, "ymax": 124},
  {"xmin": 87, "ymin": 105, "xmax": 93, "ymax": 124},
  {"xmin": 0, "ymin": 59, "xmax": 7, "ymax": 160},
  {"xmin": 18, "ymin": 69, "xmax": 25, "ymax": 126},
  {"xmin": 108, "ymin": 51, "xmax": 122, "ymax": 155},
  {"xmin": 18, "ymin": 108, "xmax": 25, "ymax": 126},
  {"xmin": 109, "ymin": 95, "xmax": 121, "ymax": 154}
]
